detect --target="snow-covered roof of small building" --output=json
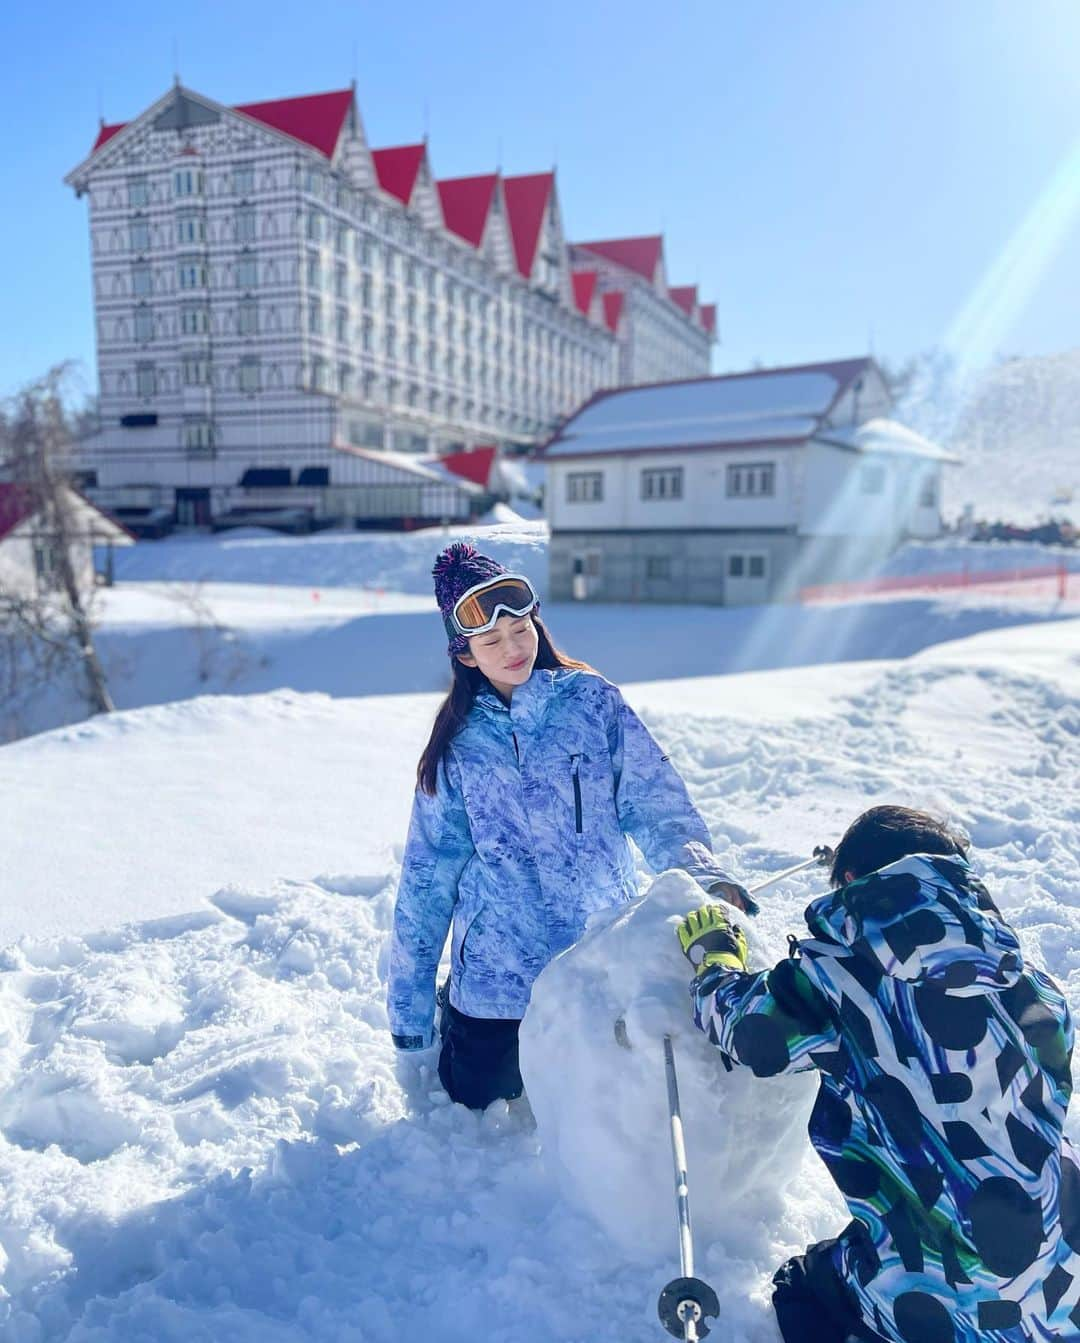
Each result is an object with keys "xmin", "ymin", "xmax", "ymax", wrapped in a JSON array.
[
  {"xmin": 543, "ymin": 359, "xmax": 875, "ymax": 458},
  {"xmin": 0, "ymin": 482, "xmax": 135, "ymax": 544}
]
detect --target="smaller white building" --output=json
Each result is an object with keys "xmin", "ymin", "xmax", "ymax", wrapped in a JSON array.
[
  {"xmin": 0, "ymin": 483, "xmax": 133, "ymax": 601},
  {"xmin": 541, "ymin": 358, "xmax": 958, "ymax": 604}
]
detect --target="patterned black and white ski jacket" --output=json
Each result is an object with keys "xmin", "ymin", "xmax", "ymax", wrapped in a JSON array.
[{"xmin": 693, "ymin": 853, "xmax": 1080, "ymax": 1343}]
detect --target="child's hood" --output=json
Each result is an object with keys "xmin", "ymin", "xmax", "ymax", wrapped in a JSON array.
[{"xmin": 803, "ymin": 853, "xmax": 1023, "ymax": 994}]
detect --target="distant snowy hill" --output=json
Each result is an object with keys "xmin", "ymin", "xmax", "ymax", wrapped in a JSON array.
[{"xmin": 901, "ymin": 348, "xmax": 1080, "ymax": 523}]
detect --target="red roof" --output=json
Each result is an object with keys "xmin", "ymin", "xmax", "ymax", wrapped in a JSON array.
[
  {"xmin": 571, "ymin": 270, "xmax": 599, "ymax": 315},
  {"xmin": 436, "ymin": 174, "xmax": 499, "ymax": 248},
  {"xmin": 576, "ymin": 235, "xmax": 663, "ymax": 283},
  {"xmin": 439, "ymin": 445, "xmax": 498, "ymax": 489},
  {"xmin": 371, "ymin": 143, "xmax": 427, "ymax": 206},
  {"xmin": 602, "ymin": 291, "xmax": 625, "ymax": 332},
  {"xmin": 502, "ymin": 172, "xmax": 554, "ymax": 279},
  {"xmin": 91, "ymin": 88, "xmax": 354, "ymax": 160},
  {"xmin": 234, "ymin": 89, "xmax": 353, "ymax": 158},
  {"xmin": 669, "ymin": 285, "xmax": 698, "ymax": 317},
  {"xmin": 700, "ymin": 303, "xmax": 717, "ymax": 334},
  {"xmin": 92, "ymin": 121, "xmax": 126, "ymax": 152},
  {"xmin": 0, "ymin": 484, "xmax": 34, "ymax": 543}
]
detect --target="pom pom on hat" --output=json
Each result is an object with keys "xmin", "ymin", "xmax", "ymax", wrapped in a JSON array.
[{"xmin": 432, "ymin": 541, "xmax": 511, "ymax": 658}]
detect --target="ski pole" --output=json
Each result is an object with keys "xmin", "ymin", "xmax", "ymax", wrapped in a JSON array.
[
  {"xmin": 743, "ymin": 844, "xmax": 834, "ymax": 898},
  {"xmin": 656, "ymin": 1034, "xmax": 720, "ymax": 1340}
]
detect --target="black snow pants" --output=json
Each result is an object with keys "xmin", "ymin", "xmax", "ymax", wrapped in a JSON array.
[
  {"xmin": 772, "ymin": 1233, "xmax": 888, "ymax": 1343},
  {"xmin": 438, "ymin": 999, "xmax": 523, "ymax": 1111}
]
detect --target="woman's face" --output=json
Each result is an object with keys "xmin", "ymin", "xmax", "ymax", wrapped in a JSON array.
[{"xmin": 457, "ymin": 612, "xmax": 539, "ymax": 698}]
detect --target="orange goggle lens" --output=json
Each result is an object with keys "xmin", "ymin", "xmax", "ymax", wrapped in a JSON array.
[{"xmin": 451, "ymin": 576, "xmax": 538, "ymax": 635}]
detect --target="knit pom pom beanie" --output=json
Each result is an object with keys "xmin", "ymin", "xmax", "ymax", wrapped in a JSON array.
[{"xmin": 432, "ymin": 541, "xmax": 515, "ymax": 658}]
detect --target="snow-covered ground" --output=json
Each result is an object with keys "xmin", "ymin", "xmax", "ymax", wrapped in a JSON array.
[
  {"xmin": 2, "ymin": 606, "xmax": 1078, "ymax": 1340},
  {"xmin": 6, "ymin": 526, "xmax": 1078, "ymax": 744}
]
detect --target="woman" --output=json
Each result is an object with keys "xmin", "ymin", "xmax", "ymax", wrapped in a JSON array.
[{"xmin": 388, "ymin": 542, "xmax": 749, "ymax": 1110}]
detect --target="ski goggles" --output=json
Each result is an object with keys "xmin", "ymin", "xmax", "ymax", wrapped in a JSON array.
[{"xmin": 447, "ymin": 573, "xmax": 539, "ymax": 637}]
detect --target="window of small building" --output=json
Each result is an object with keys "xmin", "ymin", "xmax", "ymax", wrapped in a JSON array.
[
  {"xmin": 641, "ymin": 466, "xmax": 684, "ymax": 500},
  {"xmin": 646, "ymin": 555, "xmax": 672, "ymax": 580},
  {"xmin": 726, "ymin": 462, "xmax": 775, "ymax": 497},
  {"xmin": 919, "ymin": 475, "xmax": 938, "ymax": 508},
  {"xmin": 567, "ymin": 471, "xmax": 603, "ymax": 503}
]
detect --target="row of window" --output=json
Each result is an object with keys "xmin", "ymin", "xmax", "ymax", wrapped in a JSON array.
[
  {"xmin": 134, "ymin": 358, "xmax": 262, "ymax": 396},
  {"xmin": 128, "ymin": 164, "xmax": 254, "ymax": 208},
  {"xmin": 640, "ymin": 553, "xmax": 768, "ymax": 581},
  {"xmin": 570, "ymin": 550, "xmax": 769, "ymax": 586},
  {"xmin": 117, "ymin": 356, "xmax": 566, "ymax": 430},
  {"xmin": 565, "ymin": 464, "xmax": 938, "ymax": 509},
  {"xmin": 566, "ymin": 463, "xmax": 777, "ymax": 504}
]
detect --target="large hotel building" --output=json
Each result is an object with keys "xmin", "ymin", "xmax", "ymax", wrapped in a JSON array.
[{"xmin": 65, "ymin": 84, "xmax": 715, "ymax": 525}]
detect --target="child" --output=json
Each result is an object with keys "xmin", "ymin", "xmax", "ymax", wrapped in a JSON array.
[
  {"xmin": 677, "ymin": 805, "xmax": 1080, "ymax": 1343},
  {"xmin": 389, "ymin": 541, "xmax": 749, "ymax": 1110}
]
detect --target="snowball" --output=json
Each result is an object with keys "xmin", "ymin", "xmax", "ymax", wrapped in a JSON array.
[{"xmin": 520, "ymin": 869, "xmax": 816, "ymax": 1263}]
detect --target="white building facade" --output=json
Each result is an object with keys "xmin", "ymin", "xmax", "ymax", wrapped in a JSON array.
[
  {"xmin": 543, "ymin": 358, "xmax": 954, "ymax": 604},
  {"xmin": 569, "ymin": 238, "xmax": 715, "ymax": 386},
  {"xmin": 64, "ymin": 84, "xmax": 715, "ymax": 523}
]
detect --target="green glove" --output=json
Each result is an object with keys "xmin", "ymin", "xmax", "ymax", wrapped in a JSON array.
[{"xmin": 677, "ymin": 904, "xmax": 749, "ymax": 973}]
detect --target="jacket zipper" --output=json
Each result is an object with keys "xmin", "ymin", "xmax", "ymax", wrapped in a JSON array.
[
  {"xmin": 570, "ymin": 754, "xmax": 582, "ymax": 833},
  {"xmin": 459, "ymin": 913, "xmax": 479, "ymax": 967}
]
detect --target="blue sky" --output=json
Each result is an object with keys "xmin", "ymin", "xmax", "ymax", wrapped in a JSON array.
[{"xmin": 2, "ymin": 0, "xmax": 1078, "ymax": 400}]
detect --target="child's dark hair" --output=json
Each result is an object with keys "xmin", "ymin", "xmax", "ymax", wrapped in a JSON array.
[
  {"xmin": 831, "ymin": 805, "xmax": 969, "ymax": 886},
  {"xmin": 417, "ymin": 614, "xmax": 592, "ymax": 795}
]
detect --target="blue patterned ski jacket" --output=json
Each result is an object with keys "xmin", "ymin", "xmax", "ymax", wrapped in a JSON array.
[
  {"xmin": 692, "ymin": 854, "xmax": 1080, "ymax": 1342},
  {"xmin": 388, "ymin": 666, "xmax": 734, "ymax": 1043}
]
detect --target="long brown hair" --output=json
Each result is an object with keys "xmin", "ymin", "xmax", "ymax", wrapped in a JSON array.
[{"xmin": 417, "ymin": 614, "xmax": 592, "ymax": 795}]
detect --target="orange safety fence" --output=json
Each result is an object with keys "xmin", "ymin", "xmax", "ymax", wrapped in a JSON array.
[{"xmin": 800, "ymin": 561, "xmax": 1072, "ymax": 605}]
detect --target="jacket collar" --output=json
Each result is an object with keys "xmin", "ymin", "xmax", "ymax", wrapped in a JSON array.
[{"xmin": 475, "ymin": 667, "xmax": 561, "ymax": 732}]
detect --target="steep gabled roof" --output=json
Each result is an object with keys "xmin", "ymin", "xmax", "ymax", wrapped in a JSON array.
[
  {"xmin": 576, "ymin": 235, "xmax": 664, "ymax": 283},
  {"xmin": 502, "ymin": 172, "xmax": 555, "ymax": 279},
  {"xmin": 700, "ymin": 303, "xmax": 717, "ymax": 335},
  {"xmin": 0, "ymin": 484, "xmax": 33, "ymax": 542},
  {"xmin": 437, "ymin": 174, "xmax": 500, "ymax": 248},
  {"xmin": 90, "ymin": 88, "xmax": 355, "ymax": 160},
  {"xmin": 233, "ymin": 89, "xmax": 354, "ymax": 158},
  {"xmin": 669, "ymin": 285, "xmax": 698, "ymax": 317},
  {"xmin": 439, "ymin": 445, "xmax": 498, "ymax": 488},
  {"xmin": 92, "ymin": 122, "xmax": 126, "ymax": 152},
  {"xmin": 571, "ymin": 270, "xmax": 599, "ymax": 315},
  {"xmin": 602, "ymin": 291, "xmax": 625, "ymax": 332},
  {"xmin": 371, "ymin": 143, "xmax": 427, "ymax": 206}
]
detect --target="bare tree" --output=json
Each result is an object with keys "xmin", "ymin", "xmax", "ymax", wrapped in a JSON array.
[{"xmin": 0, "ymin": 365, "xmax": 114, "ymax": 717}]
